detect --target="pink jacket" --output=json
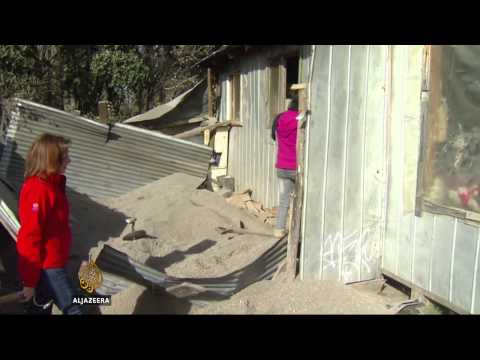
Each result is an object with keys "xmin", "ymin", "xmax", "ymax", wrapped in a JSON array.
[{"xmin": 275, "ymin": 110, "xmax": 299, "ymax": 170}]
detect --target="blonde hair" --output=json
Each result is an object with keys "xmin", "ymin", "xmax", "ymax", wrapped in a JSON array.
[{"xmin": 24, "ymin": 133, "xmax": 70, "ymax": 178}]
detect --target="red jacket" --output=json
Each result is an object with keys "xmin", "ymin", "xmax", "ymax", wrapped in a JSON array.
[{"xmin": 17, "ymin": 174, "xmax": 72, "ymax": 287}]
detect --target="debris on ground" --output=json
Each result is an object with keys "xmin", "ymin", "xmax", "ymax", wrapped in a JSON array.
[{"xmin": 224, "ymin": 189, "xmax": 277, "ymax": 226}]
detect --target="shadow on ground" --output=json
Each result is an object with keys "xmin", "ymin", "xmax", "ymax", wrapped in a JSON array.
[
  {"xmin": 133, "ymin": 288, "xmax": 193, "ymax": 314},
  {"xmin": 145, "ymin": 239, "xmax": 216, "ymax": 273},
  {"xmin": 133, "ymin": 239, "xmax": 217, "ymax": 314}
]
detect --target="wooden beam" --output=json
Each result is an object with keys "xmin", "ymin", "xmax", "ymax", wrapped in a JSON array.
[
  {"xmin": 155, "ymin": 116, "xmax": 208, "ymax": 129},
  {"xmin": 175, "ymin": 121, "xmax": 241, "ymax": 140},
  {"xmin": 381, "ymin": 268, "xmax": 468, "ymax": 314},
  {"xmin": 290, "ymin": 83, "xmax": 307, "ymax": 91},
  {"xmin": 286, "ymin": 87, "xmax": 307, "ymax": 280},
  {"xmin": 208, "ymin": 68, "xmax": 214, "ymax": 117}
]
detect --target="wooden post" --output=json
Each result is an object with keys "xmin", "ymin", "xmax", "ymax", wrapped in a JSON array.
[
  {"xmin": 98, "ymin": 101, "xmax": 112, "ymax": 124},
  {"xmin": 286, "ymin": 83, "xmax": 307, "ymax": 280},
  {"xmin": 205, "ymin": 68, "xmax": 215, "ymax": 146},
  {"xmin": 207, "ymin": 68, "xmax": 214, "ymax": 117}
]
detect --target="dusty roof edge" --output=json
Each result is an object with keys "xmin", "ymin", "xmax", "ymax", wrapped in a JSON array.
[
  {"xmin": 192, "ymin": 45, "xmax": 232, "ymax": 68},
  {"xmin": 123, "ymin": 79, "xmax": 206, "ymax": 125},
  {"xmin": 13, "ymin": 98, "xmax": 213, "ymax": 152}
]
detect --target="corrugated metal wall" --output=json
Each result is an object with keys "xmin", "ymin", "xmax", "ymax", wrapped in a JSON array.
[
  {"xmin": 223, "ymin": 52, "xmax": 279, "ymax": 209},
  {"xmin": 221, "ymin": 46, "xmax": 309, "ymax": 209},
  {"xmin": 300, "ymin": 45, "xmax": 388, "ymax": 283},
  {"xmin": 382, "ymin": 46, "xmax": 480, "ymax": 314},
  {"xmin": 0, "ymin": 99, "xmax": 212, "ymax": 199}
]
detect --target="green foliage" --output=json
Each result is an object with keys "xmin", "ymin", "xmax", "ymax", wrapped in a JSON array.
[{"xmin": 0, "ymin": 45, "xmax": 217, "ymax": 120}]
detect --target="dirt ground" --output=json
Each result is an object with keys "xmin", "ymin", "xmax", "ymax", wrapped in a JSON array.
[
  {"xmin": 94, "ymin": 274, "xmax": 411, "ymax": 315},
  {"xmin": 1, "ymin": 173, "xmax": 421, "ymax": 315},
  {"xmin": 190, "ymin": 277, "xmax": 409, "ymax": 315},
  {"xmin": 72, "ymin": 173, "xmax": 410, "ymax": 315}
]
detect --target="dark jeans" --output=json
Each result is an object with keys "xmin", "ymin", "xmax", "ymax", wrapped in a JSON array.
[{"xmin": 25, "ymin": 268, "xmax": 83, "ymax": 315}]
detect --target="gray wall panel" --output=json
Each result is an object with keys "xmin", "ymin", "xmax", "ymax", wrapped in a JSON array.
[
  {"xmin": 452, "ymin": 221, "xmax": 477, "ymax": 311},
  {"xmin": 301, "ymin": 46, "xmax": 332, "ymax": 279},
  {"xmin": 302, "ymin": 45, "xmax": 387, "ymax": 282},
  {"xmin": 430, "ymin": 215, "xmax": 455, "ymax": 299},
  {"xmin": 361, "ymin": 45, "xmax": 387, "ymax": 280},
  {"xmin": 413, "ymin": 212, "xmax": 434, "ymax": 289},
  {"xmin": 343, "ymin": 45, "xmax": 368, "ymax": 283},
  {"xmin": 322, "ymin": 45, "xmax": 350, "ymax": 281},
  {"xmin": 382, "ymin": 45, "xmax": 480, "ymax": 313}
]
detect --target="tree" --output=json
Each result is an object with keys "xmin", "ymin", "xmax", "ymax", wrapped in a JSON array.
[{"xmin": 0, "ymin": 44, "xmax": 218, "ymax": 120}]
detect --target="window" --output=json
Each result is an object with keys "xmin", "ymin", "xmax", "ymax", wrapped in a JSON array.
[{"xmin": 422, "ymin": 45, "xmax": 480, "ymax": 216}]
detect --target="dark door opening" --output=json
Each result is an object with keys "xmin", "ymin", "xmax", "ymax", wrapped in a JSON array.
[{"xmin": 286, "ymin": 54, "xmax": 300, "ymax": 98}]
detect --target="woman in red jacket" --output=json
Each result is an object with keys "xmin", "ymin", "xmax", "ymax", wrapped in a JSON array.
[{"xmin": 16, "ymin": 133, "xmax": 82, "ymax": 315}]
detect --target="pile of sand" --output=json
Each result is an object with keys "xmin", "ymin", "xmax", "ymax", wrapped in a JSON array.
[
  {"xmin": 93, "ymin": 174, "xmax": 277, "ymax": 277},
  {"xmin": 82, "ymin": 173, "xmax": 279, "ymax": 314}
]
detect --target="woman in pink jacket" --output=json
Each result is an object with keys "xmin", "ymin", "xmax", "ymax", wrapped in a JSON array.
[{"xmin": 271, "ymin": 95, "xmax": 299, "ymax": 238}]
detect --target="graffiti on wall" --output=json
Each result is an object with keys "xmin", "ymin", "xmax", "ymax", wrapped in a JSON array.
[{"xmin": 321, "ymin": 220, "xmax": 382, "ymax": 282}]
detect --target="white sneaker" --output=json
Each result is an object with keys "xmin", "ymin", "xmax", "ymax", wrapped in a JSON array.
[{"xmin": 274, "ymin": 229, "xmax": 287, "ymax": 239}]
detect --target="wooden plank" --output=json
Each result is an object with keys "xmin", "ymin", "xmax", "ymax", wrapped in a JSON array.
[
  {"xmin": 155, "ymin": 116, "xmax": 207, "ymax": 129},
  {"xmin": 415, "ymin": 45, "xmax": 431, "ymax": 216},
  {"xmin": 208, "ymin": 68, "xmax": 214, "ymax": 117},
  {"xmin": 403, "ymin": 45, "xmax": 424, "ymax": 214},
  {"xmin": 290, "ymin": 83, "xmax": 307, "ymax": 90},
  {"xmin": 423, "ymin": 46, "xmax": 445, "ymax": 199},
  {"xmin": 322, "ymin": 45, "xmax": 350, "ymax": 281},
  {"xmin": 174, "ymin": 121, "xmax": 240, "ymax": 139},
  {"xmin": 452, "ymin": 221, "xmax": 477, "ymax": 311},
  {"xmin": 382, "ymin": 268, "xmax": 469, "ymax": 314},
  {"xmin": 343, "ymin": 45, "xmax": 368, "ymax": 283}
]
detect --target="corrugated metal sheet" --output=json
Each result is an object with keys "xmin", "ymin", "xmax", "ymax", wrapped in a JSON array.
[
  {"xmin": 300, "ymin": 45, "xmax": 388, "ymax": 283},
  {"xmin": 382, "ymin": 45, "xmax": 480, "ymax": 314},
  {"xmin": 222, "ymin": 52, "xmax": 280, "ymax": 209},
  {"xmin": 96, "ymin": 237, "xmax": 287, "ymax": 299},
  {"xmin": 0, "ymin": 99, "xmax": 212, "ymax": 200},
  {"xmin": 123, "ymin": 79, "xmax": 207, "ymax": 126}
]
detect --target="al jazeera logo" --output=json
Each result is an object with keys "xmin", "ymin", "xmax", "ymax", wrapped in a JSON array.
[{"xmin": 72, "ymin": 260, "xmax": 112, "ymax": 306}]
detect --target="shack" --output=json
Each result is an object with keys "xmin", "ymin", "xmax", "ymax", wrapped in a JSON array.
[{"xmin": 200, "ymin": 45, "xmax": 480, "ymax": 314}]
